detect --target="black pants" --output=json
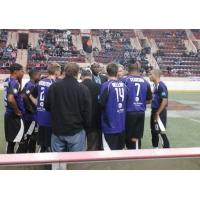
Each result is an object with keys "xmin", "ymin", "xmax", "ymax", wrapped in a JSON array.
[
  {"xmin": 6, "ymin": 142, "xmax": 16, "ymax": 154},
  {"xmin": 150, "ymin": 109, "xmax": 170, "ymax": 148},
  {"xmin": 104, "ymin": 132, "xmax": 125, "ymax": 150},
  {"xmin": 86, "ymin": 128, "xmax": 102, "ymax": 151},
  {"xmin": 4, "ymin": 113, "xmax": 24, "ymax": 154},
  {"xmin": 37, "ymin": 126, "xmax": 52, "ymax": 152},
  {"xmin": 17, "ymin": 121, "xmax": 38, "ymax": 153},
  {"xmin": 125, "ymin": 112, "xmax": 145, "ymax": 149}
]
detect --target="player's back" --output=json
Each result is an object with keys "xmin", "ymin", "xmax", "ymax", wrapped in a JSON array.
[
  {"xmin": 100, "ymin": 79, "xmax": 127, "ymax": 134},
  {"xmin": 122, "ymin": 75, "xmax": 151, "ymax": 112},
  {"xmin": 36, "ymin": 78, "xmax": 55, "ymax": 127}
]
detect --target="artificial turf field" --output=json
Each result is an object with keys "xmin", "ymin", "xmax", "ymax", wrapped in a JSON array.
[
  {"xmin": 0, "ymin": 90, "xmax": 199, "ymax": 169},
  {"xmin": 1, "ymin": 90, "xmax": 199, "ymax": 152}
]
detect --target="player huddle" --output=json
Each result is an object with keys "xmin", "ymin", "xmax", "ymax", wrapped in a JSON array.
[{"xmin": 3, "ymin": 61, "xmax": 170, "ymax": 154}]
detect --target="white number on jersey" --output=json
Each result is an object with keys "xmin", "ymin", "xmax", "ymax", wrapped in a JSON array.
[
  {"xmin": 39, "ymin": 87, "xmax": 45, "ymax": 107},
  {"xmin": 115, "ymin": 87, "xmax": 124, "ymax": 102},
  {"xmin": 135, "ymin": 83, "xmax": 141, "ymax": 97}
]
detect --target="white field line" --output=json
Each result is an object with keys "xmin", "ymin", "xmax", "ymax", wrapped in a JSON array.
[{"xmin": 186, "ymin": 118, "xmax": 200, "ymax": 124}]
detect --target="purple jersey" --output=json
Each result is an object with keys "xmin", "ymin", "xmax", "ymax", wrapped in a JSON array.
[
  {"xmin": 24, "ymin": 80, "xmax": 35, "ymax": 95},
  {"xmin": 23, "ymin": 80, "xmax": 36, "ymax": 121},
  {"xmin": 99, "ymin": 80, "xmax": 127, "ymax": 134},
  {"xmin": 3, "ymin": 77, "xmax": 25, "ymax": 115},
  {"xmin": 35, "ymin": 78, "xmax": 55, "ymax": 127},
  {"xmin": 151, "ymin": 81, "xmax": 168, "ymax": 112},
  {"xmin": 122, "ymin": 75, "xmax": 152, "ymax": 112}
]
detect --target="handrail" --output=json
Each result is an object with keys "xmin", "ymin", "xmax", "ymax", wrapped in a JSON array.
[{"xmin": 0, "ymin": 147, "xmax": 200, "ymax": 166}]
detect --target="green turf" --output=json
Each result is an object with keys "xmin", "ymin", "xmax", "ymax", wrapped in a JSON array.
[
  {"xmin": 0, "ymin": 91, "xmax": 199, "ymax": 154},
  {"xmin": 142, "ymin": 117, "xmax": 200, "ymax": 148},
  {"xmin": 169, "ymin": 92, "xmax": 200, "ymax": 102}
]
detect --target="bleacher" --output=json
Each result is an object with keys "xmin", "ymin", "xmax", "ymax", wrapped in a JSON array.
[
  {"xmin": 27, "ymin": 29, "xmax": 85, "ymax": 71},
  {"xmin": 92, "ymin": 29, "xmax": 136, "ymax": 63},
  {"xmin": 143, "ymin": 29, "xmax": 200, "ymax": 76},
  {"xmin": 191, "ymin": 29, "xmax": 200, "ymax": 40},
  {"xmin": 0, "ymin": 30, "xmax": 17, "ymax": 74},
  {"xmin": 91, "ymin": 29, "xmax": 150, "ymax": 73},
  {"xmin": 0, "ymin": 29, "xmax": 200, "ymax": 76}
]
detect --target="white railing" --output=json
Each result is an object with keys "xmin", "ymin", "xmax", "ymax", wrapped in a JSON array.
[{"xmin": 0, "ymin": 148, "xmax": 200, "ymax": 168}]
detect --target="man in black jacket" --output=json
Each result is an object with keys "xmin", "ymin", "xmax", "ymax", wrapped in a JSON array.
[
  {"xmin": 44, "ymin": 63, "xmax": 92, "ymax": 152},
  {"xmin": 91, "ymin": 63, "xmax": 107, "ymax": 85},
  {"xmin": 81, "ymin": 69, "xmax": 102, "ymax": 150}
]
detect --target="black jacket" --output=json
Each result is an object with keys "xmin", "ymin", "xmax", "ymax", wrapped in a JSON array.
[
  {"xmin": 44, "ymin": 76, "xmax": 92, "ymax": 136},
  {"xmin": 82, "ymin": 79, "xmax": 101, "ymax": 129}
]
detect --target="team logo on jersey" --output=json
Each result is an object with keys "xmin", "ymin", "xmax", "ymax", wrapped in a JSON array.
[
  {"xmin": 118, "ymin": 103, "xmax": 122, "ymax": 109},
  {"xmin": 161, "ymin": 92, "xmax": 166, "ymax": 97},
  {"xmin": 135, "ymin": 97, "xmax": 139, "ymax": 102},
  {"xmin": 26, "ymin": 90, "xmax": 30, "ymax": 95},
  {"xmin": 13, "ymin": 88, "xmax": 18, "ymax": 94}
]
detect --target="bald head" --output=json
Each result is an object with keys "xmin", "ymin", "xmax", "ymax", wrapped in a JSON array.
[
  {"xmin": 151, "ymin": 69, "xmax": 162, "ymax": 77},
  {"xmin": 149, "ymin": 69, "xmax": 162, "ymax": 82}
]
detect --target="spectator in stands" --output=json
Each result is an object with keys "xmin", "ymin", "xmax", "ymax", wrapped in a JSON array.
[
  {"xmin": 81, "ymin": 69, "xmax": 102, "ymax": 151},
  {"xmin": 167, "ymin": 66, "xmax": 172, "ymax": 75},
  {"xmin": 91, "ymin": 63, "xmax": 107, "ymax": 85},
  {"xmin": 44, "ymin": 63, "xmax": 92, "ymax": 152},
  {"xmin": 156, "ymin": 56, "xmax": 162, "ymax": 64},
  {"xmin": 93, "ymin": 47, "xmax": 99, "ymax": 56}
]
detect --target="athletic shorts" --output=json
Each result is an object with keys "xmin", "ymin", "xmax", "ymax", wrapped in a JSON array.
[
  {"xmin": 4, "ymin": 113, "xmax": 24, "ymax": 142},
  {"xmin": 126, "ymin": 112, "xmax": 145, "ymax": 139},
  {"xmin": 151, "ymin": 109, "xmax": 167, "ymax": 133},
  {"xmin": 37, "ymin": 126, "xmax": 52, "ymax": 148},
  {"xmin": 103, "ymin": 132, "xmax": 125, "ymax": 150}
]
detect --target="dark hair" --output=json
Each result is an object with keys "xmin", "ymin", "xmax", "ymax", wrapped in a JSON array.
[
  {"xmin": 47, "ymin": 63, "xmax": 61, "ymax": 75},
  {"xmin": 91, "ymin": 63, "xmax": 100, "ymax": 70},
  {"xmin": 10, "ymin": 63, "xmax": 23, "ymax": 73},
  {"xmin": 65, "ymin": 62, "xmax": 79, "ymax": 77},
  {"xmin": 107, "ymin": 63, "xmax": 118, "ymax": 77},
  {"xmin": 128, "ymin": 60, "xmax": 141, "ymax": 72},
  {"xmin": 81, "ymin": 69, "xmax": 92, "ymax": 77},
  {"xmin": 28, "ymin": 68, "xmax": 40, "ymax": 78}
]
